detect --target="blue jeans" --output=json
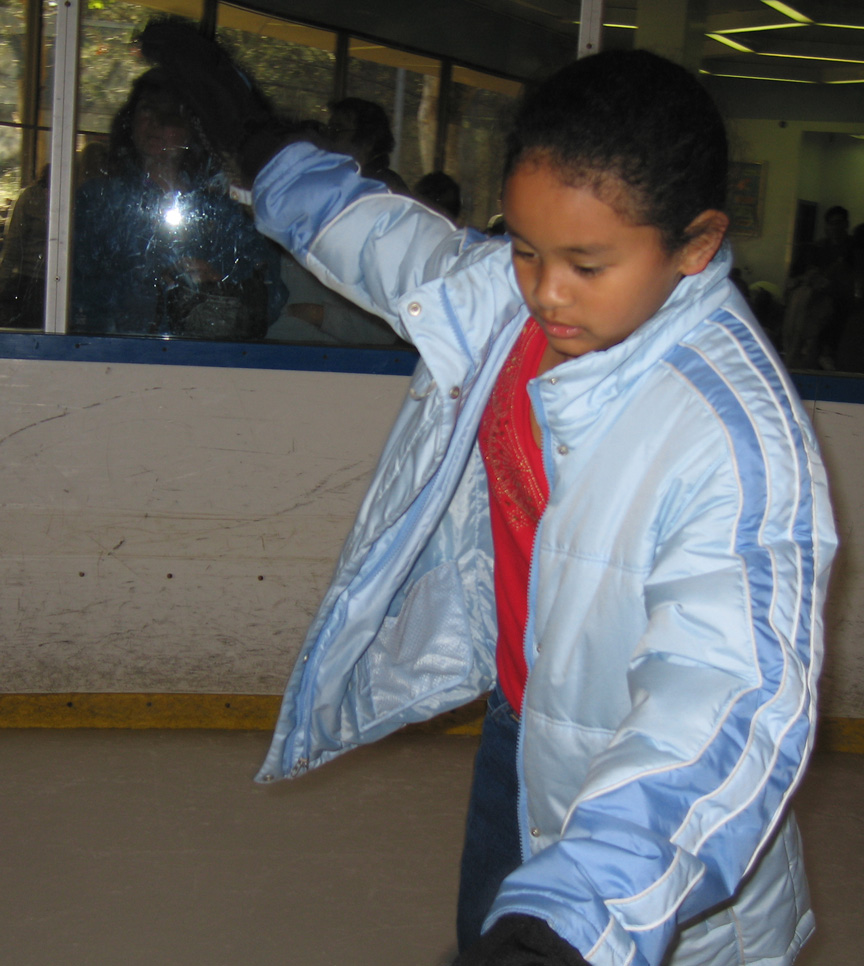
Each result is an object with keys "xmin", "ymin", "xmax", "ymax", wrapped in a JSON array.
[{"xmin": 456, "ymin": 684, "xmax": 522, "ymax": 952}]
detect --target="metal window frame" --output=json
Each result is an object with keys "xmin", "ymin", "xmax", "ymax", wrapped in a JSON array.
[
  {"xmin": 43, "ymin": 0, "xmax": 81, "ymax": 335},
  {"xmin": 578, "ymin": 0, "xmax": 604, "ymax": 58}
]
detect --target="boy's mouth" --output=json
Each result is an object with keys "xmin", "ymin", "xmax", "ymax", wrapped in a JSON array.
[{"xmin": 539, "ymin": 318, "xmax": 585, "ymax": 340}]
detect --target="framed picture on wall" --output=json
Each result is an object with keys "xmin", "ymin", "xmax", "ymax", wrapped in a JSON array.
[{"xmin": 729, "ymin": 161, "xmax": 766, "ymax": 237}]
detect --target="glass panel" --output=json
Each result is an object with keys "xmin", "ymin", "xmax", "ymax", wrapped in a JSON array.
[
  {"xmin": 445, "ymin": 68, "xmax": 521, "ymax": 231},
  {"xmin": 217, "ymin": 5, "xmax": 336, "ymax": 126},
  {"xmin": 345, "ymin": 39, "xmax": 440, "ymax": 196},
  {"xmin": 267, "ymin": 254, "xmax": 410, "ymax": 348},
  {"xmin": 215, "ymin": 8, "xmax": 405, "ymax": 348},
  {"xmin": 0, "ymin": 0, "xmax": 28, "ymax": 128},
  {"xmin": 78, "ymin": 0, "xmax": 203, "ymax": 140},
  {"xmin": 0, "ymin": 0, "xmax": 54, "ymax": 330},
  {"xmin": 71, "ymin": 2, "xmax": 288, "ymax": 340}
]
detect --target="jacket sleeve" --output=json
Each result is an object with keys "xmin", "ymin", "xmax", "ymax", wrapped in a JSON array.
[
  {"xmin": 488, "ymin": 356, "xmax": 837, "ymax": 966},
  {"xmin": 251, "ymin": 142, "xmax": 487, "ymax": 339}
]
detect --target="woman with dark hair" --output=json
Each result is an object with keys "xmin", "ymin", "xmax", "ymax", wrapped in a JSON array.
[{"xmin": 72, "ymin": 68, "xmax": 285, "ymax": 337}]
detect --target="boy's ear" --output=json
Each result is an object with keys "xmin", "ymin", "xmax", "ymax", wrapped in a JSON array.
[{"xmin": 678, "ymin": 210, "xmax": 730, "ymax": 276}]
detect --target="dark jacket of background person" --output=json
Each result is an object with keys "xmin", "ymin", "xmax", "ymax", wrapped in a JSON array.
[{"xmin": 0, "ymin": 166, "xmax": 48, "ymax": 329}]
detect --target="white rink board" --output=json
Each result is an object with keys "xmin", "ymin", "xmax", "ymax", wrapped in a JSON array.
[
  {"xmin": 0, "ymin": 358, "xmax": 406, "ymax": 694},
  {"xmin": 1, "ymin": 358, "xmax": 862, "ymax": 718}
]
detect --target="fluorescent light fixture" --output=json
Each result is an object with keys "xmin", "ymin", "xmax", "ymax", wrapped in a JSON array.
[
  {"xmin": 706, "ymin": 33, "xmax": 753, "ymax": 52},
  {"xmin": 819, "ymin": 24, "xmax": 864, "ymax": 31},
  {"xmin": 828, "ymin": 78, "xmax": 864, "ymax": 85},
  {"xmin": 760, "ymin": 1, "xmax": 813, "ymax": 23},
  {"xmin": 712, "ymin": 23, "xmax": 804, "ymax": 35},
  {"xmin": 701, "ymin": 67, "xmax": 815, "ymax": 83},
  {"xmin": 761, "ymin": 51, "xmax": 864, "ymax": 64},
  {"xmin": 566, "ymin": 21, "xmax": 638, "ymax": 29}
]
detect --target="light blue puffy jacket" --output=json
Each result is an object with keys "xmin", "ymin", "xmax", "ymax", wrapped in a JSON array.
[{"xmin": 252, "ymin": 144, "xmax": 837, "ymax": 966}]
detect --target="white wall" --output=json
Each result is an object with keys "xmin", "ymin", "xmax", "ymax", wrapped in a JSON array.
[
  {"xmin": 1, "ymin": 358, "xmax": 861, "ymax": 718},
  {"xmin": 727, "ymin": 119, "xmax": 864, "ymax": 291}
]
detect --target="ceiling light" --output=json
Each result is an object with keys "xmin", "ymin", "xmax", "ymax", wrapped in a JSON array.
[
  {"xmin": 700, "ymin": 68, "xmax": 815, "ymax": 84},
  {"xmin": 706, "ymin": 33, "xmax": 753, "ymax": 52},
  {"xmin": 760, "ymin": 1, "xmax": 813, "ymax": 23},
  {"xmin": 761, "ymin": 51, "xmax": 864, "ymax": 65},
  {"xmin": 711, "ymin": 23, "xmax": 805, "ymax": 35}
]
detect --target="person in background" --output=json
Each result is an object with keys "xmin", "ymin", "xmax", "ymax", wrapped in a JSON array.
[
  {"xmin": 0, "ymin": 164, "xmax": 50, "ymax": 329},
  {"xmin": 0, "ymin": 143, "xmax": 109, "ymax": 329},
  {"xmin": 143, "ymin": 20, "xmax": 836, "ymax": 966},
  {"xmin": 783, "ymin": 204, "xmax": 855, "ymax": 369},
  {"xmin": 72, "ymin": 67, "xmax": 285, "ymax": 338},
  {"xmin": 326, "ymin": 96, "xmax": 410, "ymax": 194},
  {"xmin": 414, "ymin": 170, "xmax": 462, "ymax": 223}
]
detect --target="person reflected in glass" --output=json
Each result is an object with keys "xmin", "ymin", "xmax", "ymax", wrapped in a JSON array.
[
  {"xmin": 326, "ymin": 97, "xmax": 410, "ymax": 194},
  {"xmin": 0, "ymin": 143, "xmax": 108, "ymax": 331},
  {"xmin": 0, "ymin": 164, "xmax": 50, "ymax": 329},
  {"xmin": 72, "ymin": 68, "xmax": 285, "ymax": 338},
  {"xmin": 414, "ymin": 171, "xmax": 462, "ymax": 225}
]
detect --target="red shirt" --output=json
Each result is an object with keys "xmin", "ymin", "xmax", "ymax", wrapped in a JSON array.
[{"xmin": 478, "ymin": 319, "xmax": 549, "ymax": 712}]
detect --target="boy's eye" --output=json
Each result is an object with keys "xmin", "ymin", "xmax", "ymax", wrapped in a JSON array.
[
  {"xmin": 512, "ymin": 247, "xmax": 535, "ymax": 261},
  {"xmin": 574, "ymin": 264, "xmax": 601, "ymax": 277}
]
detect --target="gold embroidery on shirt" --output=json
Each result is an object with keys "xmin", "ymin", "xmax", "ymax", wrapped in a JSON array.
[{"xmin": 480, "ymin": 321, "xmax": 547, "ymax": 530}]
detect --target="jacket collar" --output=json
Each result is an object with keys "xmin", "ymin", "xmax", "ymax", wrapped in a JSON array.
[{"xmin": 531, "ymin": 242, "xmax": 734, "ymax": 407}]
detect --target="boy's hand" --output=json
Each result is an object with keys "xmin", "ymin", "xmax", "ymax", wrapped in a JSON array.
[{"xmin": 453, "ymin": 915, "xmax": 590, "ymax": 966}]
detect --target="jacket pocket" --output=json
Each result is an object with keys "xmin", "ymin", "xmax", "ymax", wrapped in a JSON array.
[{"xmin": 354, "ymin": 560, "xmax": 474, "ymax": 731}]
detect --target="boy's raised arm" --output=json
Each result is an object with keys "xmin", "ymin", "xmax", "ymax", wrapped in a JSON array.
[
  {"xmin": 139, "ymin": 19, "xmax": 474, "ymax": 334},
  {"xmin": 252, "ymin": 142, "xmax": 464, "ymax": 330}
]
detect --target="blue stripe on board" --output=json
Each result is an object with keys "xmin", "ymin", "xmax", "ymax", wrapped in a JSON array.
[
  {"xmin": 0, "ymin": 332, "xmax": 420, "ymax": 376},
  {"xmin": 790, "ymin": 370, "xmax": 864, "ymax": 404},
  {"xmin": 0, "ymin": 332, "xmax": 862, "ymax": 401}
]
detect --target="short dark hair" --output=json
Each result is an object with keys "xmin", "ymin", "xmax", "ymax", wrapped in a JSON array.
[
  {"xmin": 414, "ymin": 171, "xmax": 461, "ymax": 220},
  {"xmin": 329, "ymin": 98, "xmax": 395, "ymax": 166},
  {"xmin": 504, "ymin": 49, "xmax": 728, "ymax": 252},
  {"xmin": 825, "ymin": 205, "xmax": 849, "ymax": 224}
]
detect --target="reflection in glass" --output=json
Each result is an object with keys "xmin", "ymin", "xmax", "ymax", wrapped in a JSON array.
[
  {"xmin": 326, "ymin": 96, "xmax": 410, "ymax": 194},
  {"xmin": 77, "ymin": 0, "xmax": 203, "ymax": 139},
  {"xmin": 71, "ymin": 68, "xmax": 285, "ymax": 338},
  {"xmin": 217, "ymin": 5, "xmax": 336, "ymax": 126},
  {"xmin": 347, "ymin": 41, "xmax": 440, "ymax": 196},
  {"xmin": 268, "ymin": 254, "xmax": 405, "ymax": 347},
  {"xmin": 0, "ymin": 0, "xmax": 55, "ymax": 329},
  {"xmin": 0, "ymin": 160, "xmax": 47, "ymax": 327},
  {"xmin": 445, "ymin": 71, "xmax": 520, "ymax": 231}
]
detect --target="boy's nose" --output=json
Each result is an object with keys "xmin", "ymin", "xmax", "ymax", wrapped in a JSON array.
[{"xmin": 534, "ymin": 264, "xmax": 570, "ymax": 309}]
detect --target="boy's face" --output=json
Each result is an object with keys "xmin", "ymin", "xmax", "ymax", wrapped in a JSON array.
[{"xmin": 503, "ymin": 159, "xmax": 711, "ymax": 366}]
